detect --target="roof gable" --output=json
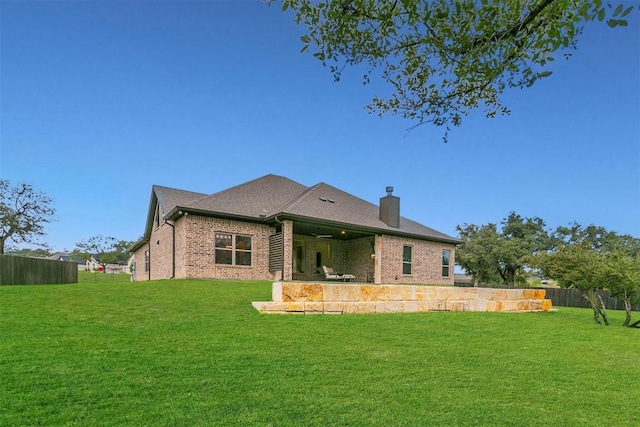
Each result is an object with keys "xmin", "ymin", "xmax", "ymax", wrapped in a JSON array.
[
  {"xmin": 140, "ymin": 185, "xmax": 209, "ymax": 241},
  {"xmin": 153, "ymin": 185, "xmax": 208, "ymax": 212}
]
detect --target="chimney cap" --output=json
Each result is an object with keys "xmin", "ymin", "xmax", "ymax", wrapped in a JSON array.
[{"xmin": 385, "ymin": 186, "xmax": 394, "ymax": 196}]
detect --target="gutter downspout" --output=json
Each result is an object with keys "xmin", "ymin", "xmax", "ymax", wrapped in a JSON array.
[
  {"xmin": 148, "ymin": 242, "xmax": 151, "ymax": 281},
  {"xmin": 164, "ymin": 219, "xmax": 175, "ymax": 279}
]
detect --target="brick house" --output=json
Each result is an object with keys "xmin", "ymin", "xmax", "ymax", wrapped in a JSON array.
[{"xmin": 130, "ymin": 174, "xmax": 460, "ymax": 284}]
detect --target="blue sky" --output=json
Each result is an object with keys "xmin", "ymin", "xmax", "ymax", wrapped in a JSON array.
[{"xmin": 1, "ymin": 1, "xmax": 638, "ymax": 253}]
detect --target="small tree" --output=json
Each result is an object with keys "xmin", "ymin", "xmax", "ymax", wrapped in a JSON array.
[
  {"xmin": 534, "ymin": 244, "xmax": 610, "ymax": 325},
  {"xmin": 540, "ymin": 223, "xmax": 640, "ymax": 326},
  {"xmin": 602, "ymin": 250, "xmax": 640, "ymax": 328},
  {"xmin": 0, "ymin": 180, "xmax": 56, "ymax": 255}
]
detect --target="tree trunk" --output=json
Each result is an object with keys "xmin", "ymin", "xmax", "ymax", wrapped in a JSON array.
[
  {"xmin": 498, "ymin": 268, "xmax": 507, "ymax": 286},
  {"xmin": 622, "ymin": 293, "xmax": 632, "ymax": 327},
  {"xmin": 503, "ymin": 269, "xmax": 517, "ymax": 287},
  {"xmin": 581, "ymin": 289, "xmax": 605, "ymax": 325},
  {"xmin": 591, "ymin": 304, "xmax": 601, "ymax": 325},
  {"xmin": 596, "ymin": 292, "xmax": 609, "ymax": 326}
]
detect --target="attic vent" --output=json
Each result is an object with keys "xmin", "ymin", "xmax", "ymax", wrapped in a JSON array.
[
  {"xmin": 328, "ymin": 199, "xmax": 335, "ymax": 203},
  {"xmin": 319, "ymin": 197, "xmax": 327, "ymax": 201},
  {"xmin": 319, "ymin": 197, "xmax": 335, "ymax": 203}
]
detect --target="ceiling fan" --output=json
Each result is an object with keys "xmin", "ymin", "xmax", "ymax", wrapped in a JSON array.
[{"xmin": 313, "ymin": 233, "xmax": 332, "ymax": 238}]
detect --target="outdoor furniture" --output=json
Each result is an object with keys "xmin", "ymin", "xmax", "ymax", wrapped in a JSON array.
[{"xmin": 322, "ymin": 266, "xmax": 355, "ymax": 282}]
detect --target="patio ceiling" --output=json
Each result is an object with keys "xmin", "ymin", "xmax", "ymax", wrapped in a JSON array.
[{"xmin": 291, "ymin": 220, "xmax": 373, "ymax": 241}]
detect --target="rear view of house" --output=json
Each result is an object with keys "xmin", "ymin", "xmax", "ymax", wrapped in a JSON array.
[{"xmin": 130, "ymin": 174, "xmax": 459, "ymax": 284}]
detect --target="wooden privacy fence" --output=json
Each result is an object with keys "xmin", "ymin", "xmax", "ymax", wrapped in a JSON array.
[
  {"xmin": 542, "ymin": 287, "xmax": 640, "ymax": 311},
  {"xmin": 0, "ymin": 255, "xmax": 78, "ymax": 285}
]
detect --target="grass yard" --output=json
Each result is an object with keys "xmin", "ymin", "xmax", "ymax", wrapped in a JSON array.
[{"xmin": 1, "ymin": 277, "xmax": 639, "ymax": 426}]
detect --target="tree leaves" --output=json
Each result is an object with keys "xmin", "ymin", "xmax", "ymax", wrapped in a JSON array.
[
  {"xmin": 270, "ymin": 0, "xmax": 636, "ymax": 139},
  {"xmin": 532, "ymin": 223, "xmax": 640, "ymax": 326},
  {"xmin": 72, "ymin": 235, "xmax": 134, "ymax": 271},
  {"xmin": 456, "ymin": 212, "xmax": 549, "ymax": 286}
]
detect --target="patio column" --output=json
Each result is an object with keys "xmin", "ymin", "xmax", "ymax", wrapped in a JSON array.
[
  {"xmin": 374, "ymin": 234, "xmax": 382, "ymax": 284},
  {"xmin": 282, "ymin": 219, "xmax": 293, "ymax": 281}
]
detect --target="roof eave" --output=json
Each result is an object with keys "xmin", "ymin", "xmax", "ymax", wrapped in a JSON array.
[
  {"xmin": 129, "ymin": 237, "xmax": 148, "ymax": 252},
  {"xmin": 272, "ymin": 213, "xmax": 461, "ymax": 245},
  {"xmin": 166, "ymin": 206, "xmax": 271, "ymax": 225}
]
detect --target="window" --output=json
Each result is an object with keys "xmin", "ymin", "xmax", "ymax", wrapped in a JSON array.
[
  {"xmin": 144, "ymin": 250, "xmax": 150, "ymax": 272},
  {"xmin": 215, "ymin": 233, "xmax": 252, "ymax": 266},
  {"xmin": 154, "ymin": 203, "xmax": 162, "ymax": 228},
  {"xmin": 403, "ymin": 245, "xmax": 412, "ymax": 275},
  {"xmin": 442, "ymin": 249, "xmax": 451, "ymax": 277}
]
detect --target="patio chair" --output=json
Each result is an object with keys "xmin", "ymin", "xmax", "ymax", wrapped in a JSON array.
[{"xmin": 322, "ymin": 266, "xmax": 355, "ymax": 282}]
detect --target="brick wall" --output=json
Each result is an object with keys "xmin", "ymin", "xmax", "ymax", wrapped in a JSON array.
[
  {"xmin": 346, "ymin": 237, "xmax": 376, "ymax": 282},
  {"xmin": 150, "ymin": 220, "xmax": 175, "ymax": 280},
  {"xmin": 181, "ymin": 215, "xmax": 276, "ymax": 280},
  {"xmin": 282, "ymin": 220, "xmax": 293, "ymax": 281},
  {"xmin": 132, "ymin": 245, "xmax": 147, "ymax": 282},
  {"xmin": 132, "ymin": 214, "xmax": 455, "ymax": 284},
  {"xmin": 379, "ymin": 235, "xmax": 455, "ymax": 285}
]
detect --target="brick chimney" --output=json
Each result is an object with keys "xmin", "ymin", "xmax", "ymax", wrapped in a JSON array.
[{"xmin": 379, "ymin": 186, "xmax": 400, "ymax": 228}]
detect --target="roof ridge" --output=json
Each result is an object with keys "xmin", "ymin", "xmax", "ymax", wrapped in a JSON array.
[
  {"xmin": 152, "ymin": 184, "xmax": 208, "ymax": 195},
  {"xmin": 278, "ymin": 182, "xmax": 323, "ymax": 212},
  {"xmin": 279, "ymin": 181, "xmax": 381, "ymax": 221},
  {"xmin": 188, "ymin": 174, "xmax": 304, "ymax": 208}
]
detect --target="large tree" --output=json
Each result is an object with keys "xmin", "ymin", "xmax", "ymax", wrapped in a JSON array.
[
  {"xmin": 456, "ymin": 212, "xmax": 549, "ymax": 286},
  {"xmin": 0, "ymin": 180, "xmax": 56, "ymax": 255},
  {"xmin": 271, "ymin": 0, "xmax": 636, "ymax": 139},
  {"xmin": 454, "ymin": 223, "xmax": 502, "ymax": 286}
]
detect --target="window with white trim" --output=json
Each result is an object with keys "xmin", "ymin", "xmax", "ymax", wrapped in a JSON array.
[
  {"xmin": 215, "ymin": 233, "xmax": 252, "ymax": 266},
  {"xmin": 442, "ymin": 249, "xmax": 451, "ymax": 277},
  {"xmin": 402, "ymin": 245, "xmax": 412, "ymax": 275}
]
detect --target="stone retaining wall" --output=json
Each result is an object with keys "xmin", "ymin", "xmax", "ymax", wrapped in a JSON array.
[{"xmin": 252, "ymin": 282, "xmax": 553, "ymax": 314}]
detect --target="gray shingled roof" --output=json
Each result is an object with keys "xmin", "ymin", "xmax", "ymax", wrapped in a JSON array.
[
  {"xmin": 281, "ymin": 182, "xmax": 456, "ymax": 241},
  {"xmin": 186, "ymin": 175, "xmax": 307, "ymax": 218},
  {"xmin": 145, "ymin": 174, "xmax": 458, "ymax": 243},
  {"xmin": 153, "ymin": 185, "xmax": 208, "ymax": 211}
]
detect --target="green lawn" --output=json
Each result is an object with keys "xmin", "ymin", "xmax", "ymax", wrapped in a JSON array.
[{"xmin": 1, "ymin": 277, "xmax": 639, "ymax": 426}]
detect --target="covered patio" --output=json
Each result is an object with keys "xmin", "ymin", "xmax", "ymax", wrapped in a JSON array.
[{"xmin": 270, "ymin": 218, "xmax": 381, "ymax": 284}]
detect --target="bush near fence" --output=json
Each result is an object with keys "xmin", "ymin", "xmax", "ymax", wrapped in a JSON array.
[{"xmin": 0, "ymin": 254, "xmax": 78, "ymax": 285}]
